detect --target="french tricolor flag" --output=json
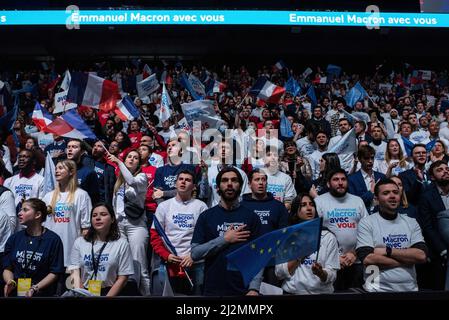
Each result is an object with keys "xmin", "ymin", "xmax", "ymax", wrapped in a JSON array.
[
  {"xmin": 45, "ymin": 109, "xmax": 96, "ymax": 140},
  {"xmin": 32, "ymin": 102, "xmax": 53, "ymax": 131},
  {"xmin": 249, "ymin": 77, "xmax": 285, "ymax": 103},
  {"xmin": 142, "ymin": 64, "xmax": 152, "ymax": 79},
  {"xmin": 212, "ymin": 80, "xmax": 226, "ymax": 93},
  {"xmin": 115, "ymin": 95, "xmax": 140, "ymax": 121},
  {"xmin": 66, "ymin": 72, "xmax": 119, "ymax": 112}
]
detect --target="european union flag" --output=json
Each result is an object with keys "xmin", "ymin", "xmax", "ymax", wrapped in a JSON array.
[
  {"xmin": 179, "ymin": 72, "xmax": 203, "ymax": 101},
  {"xmin": 402, "ymin": 136, "xmax": 436, "ymax": 157},
  {"xmin": 284, "ymin": 76, "xmax": 301, "ymax": 97},
  {"xmin": 306, "ymin": 85, "xmax": 317, "ymax": 106},
  {"xmin": 280, "ymin": 113, "xmax": 294, "ymax": 139},
  {"xmin": 345, "ymin": 81, "xmax": 368, "ymax": 108},
  {"xmin": 226, "ymin": 218, "xmax": 322, "ymax": 286}
]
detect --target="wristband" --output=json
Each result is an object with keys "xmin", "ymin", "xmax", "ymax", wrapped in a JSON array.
[{"xmin": 386, "ymin": 246, "xmax": 392, "ymax": 258}]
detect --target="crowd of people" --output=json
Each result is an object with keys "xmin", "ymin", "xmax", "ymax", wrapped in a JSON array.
[{"xmin": 1, "ymin": 60, "xmax": 449, "ymax": 296}]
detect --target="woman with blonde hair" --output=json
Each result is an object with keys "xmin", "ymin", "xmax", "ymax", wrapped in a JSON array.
[
  {"xmin": 374, "ymin": 139, "xmax": 412, "ymax": 177},
  {"xmin": 42, "ymin": 160, "xmax": 92, "ymax": 268},
  {"xmin": 107, "ymin": 149, "xmax": 150, "ymax": 296}
]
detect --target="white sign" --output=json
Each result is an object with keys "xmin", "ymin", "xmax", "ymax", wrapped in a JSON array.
[{"xmin": 53, "ymin": 90, "xmax": 77, "ymax": 113}]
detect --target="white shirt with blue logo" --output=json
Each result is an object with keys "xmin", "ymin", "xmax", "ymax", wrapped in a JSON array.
[
  {"xmin": 356, "ymin": 213, "xmax": 424, "ymax": 292},
  {"xmin": 153, "ymin": 197, "xmax": 208, "ymax": 257},
  {"xmin": 316, "ymin": 192, "xmax": 368, "ymax": 255},
  {"xmin": 275, "ymin": 230, "xmax": 340, "ymax": 294}
]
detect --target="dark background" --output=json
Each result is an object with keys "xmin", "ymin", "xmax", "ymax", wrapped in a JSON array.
[{"xmin": 0, "ymin": 1, "xmax": 447, "ymax": 71}]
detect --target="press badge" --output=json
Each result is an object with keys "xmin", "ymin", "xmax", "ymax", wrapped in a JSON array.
[
  {"xmin": 17, "ymin": 278, "xmax": 32, "ymax": 297},
  {"xmin": 88, "ymin": 280, "xmax": 102, "ymax": 296}
]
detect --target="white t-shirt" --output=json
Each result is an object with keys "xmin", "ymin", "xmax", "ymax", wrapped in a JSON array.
[
  {"xmin": 0, "ymin": 190, "xmax": 17, "ymax": 233},
  {"xmin": 356, "ymin": 213, "xmax": 425, "ymax": 292},
  {"xmin": 207, "ymin": 164, "xmax": 251, "ymax": 207},
  {"xmin": 328, "ymin": 135, "xmax": 355, "ymax": 173},
  {"xmin": 68, "ymin": 237, "xmax": 134, "ymax": 289},
  {"xmin": 153, "ymin": 197, "xmax": 208, "ymax": 257},
  {"xmin": 315, "ymin": 192, "xmax": 368, "ymax": 255},
  {"xmin": 275, "ymin": 230, "xmax": 340, "ymax": 294},
  {"xmin": 230, "ymin": 129, "xmax": 250, "ymax": 166},
  {"xmin": 43, "ymin": 189, "xmax": 92, "ymax": 266},
  {"xmin": 369, "ymin": 141, "xmax": 388, "ymax": 161},
  {"xmin": 1, "ymin": 145, "xmax": 12, "ymax": 175},
  {"xmin": 265, "ymin": 170, "xmax": 297, "ymax": 203},
  {"xmin": 0, "ymin": 210, "xmax": 11, "ymax": 253},
  {"xmin": 306, "ymin": 149, "xmax": 327, "ymax": 181},
  {"xmin": 374, "ymin": 159, "xmax": 413, "ymax": 176},
  {"xmin": 409, "ymin": 129, "xmax": 429, "ymax": 145},
  {"xmin": 158, "ymin": 128, "xmax": 177, "ymax": 144},
  {"xmin": 4, "ymin": 173, "xmax": 44, "ymax": 207}
]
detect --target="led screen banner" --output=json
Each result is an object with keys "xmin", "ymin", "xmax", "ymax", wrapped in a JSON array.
[{"xmin": 0, "ymin": 10, "xmax": 448, "ymax": 27}]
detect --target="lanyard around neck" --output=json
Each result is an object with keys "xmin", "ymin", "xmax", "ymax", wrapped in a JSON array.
[{"xmin": 91, "ymin": 241, "xmax": 108, "ymax": 280}]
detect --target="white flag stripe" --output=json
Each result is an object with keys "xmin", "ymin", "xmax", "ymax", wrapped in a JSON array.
[{"xmin": 83, "ymin": 74, "xmax": 104, "ymax": 108}]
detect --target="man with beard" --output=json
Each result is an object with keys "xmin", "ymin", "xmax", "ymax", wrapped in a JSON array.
[
  {"xmin": 418, "ymin": 160, "xmax": 449, "ymax": 290},
  {"xmin": 315, "ymin": 169, "xmax": 368, "ymax": 290},
  {"xmin": 4, "ymin": 149, "xmax": 43, "ymax": 227},
  {"xmin": 205, "ymin": 140, "xmax": 250, "ymax": 207},
  {"xmin": 328, "ymin": 118, "xmax": 355, "ymax": 173},
  {"xmin": 90, "ymin": 140, "xmax": 116, "ymax": 207},
  {"xmin": 399, "ymin": 144, "xmax": 430, "ymax": 206},
  {"xmin": 357, "ymin": 179, "xmax": 427, "ymax": 292},
  {"xmin": 348, "ymin": 145, "xmax": 386, "ymax": 211},
  {"xmin": 191, "ymin": 167, "xmax": 262, "ymax": 296}
]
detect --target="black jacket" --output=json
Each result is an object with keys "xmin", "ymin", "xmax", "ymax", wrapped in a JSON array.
[{"xmin": 417, "ymin": 184, "xmax": 447, "ymax": 257}]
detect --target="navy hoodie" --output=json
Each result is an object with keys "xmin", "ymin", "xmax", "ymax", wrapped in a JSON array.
[{"xmin": 241, "ymin": 192, "xmax": 289, "ymax": 235}]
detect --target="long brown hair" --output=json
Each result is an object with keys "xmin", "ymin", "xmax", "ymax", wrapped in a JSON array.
[
  {"xmin": 113, "ymin": 149, "xmax": 142, "ymax": 194},
  {"xmin": 385, "ymin": 139, "xmax": 407, "ymax": 168},
  {"xmin": 84, "ymin": 202, "xmax": 120, "ymax": 242}
]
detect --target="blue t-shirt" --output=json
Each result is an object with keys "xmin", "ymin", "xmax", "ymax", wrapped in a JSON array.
[
  {"xmin": 2, "ymin": 228, "xmax": 64, "ymax": 296},
  {"xmin": 191, "ymin": 204, "xmax": 261, "ymax": 296},
  {"xmin": 154, "ymin": 163, "xmax": 196, "ymax": 191},
  {"xmin": 241, "ymin": 193, "xmax": 289, "ymax": 235}
]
